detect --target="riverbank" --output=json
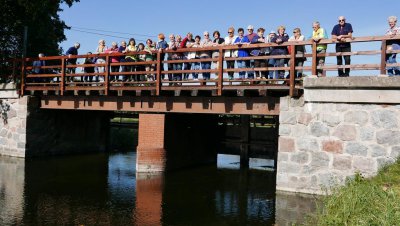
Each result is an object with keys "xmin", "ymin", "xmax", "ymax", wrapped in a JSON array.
[{"xmin": 307, "ymin": 159, "xmax": 400, "ymax": 225}]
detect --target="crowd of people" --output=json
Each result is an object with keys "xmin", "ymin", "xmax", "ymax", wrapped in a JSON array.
[{"xmin": 32, "ymin": 15, "xmax": 400, "ymax": 83}]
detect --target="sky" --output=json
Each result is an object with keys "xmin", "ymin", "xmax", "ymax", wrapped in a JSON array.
[{"xmin": 59, "ymin": 0, "xmax": 400, "ymax": 76}]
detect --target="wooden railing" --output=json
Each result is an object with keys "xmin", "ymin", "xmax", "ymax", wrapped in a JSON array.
[{"xmin": 18, "ymin": 35, "xmax": 400, "ymax": 97}]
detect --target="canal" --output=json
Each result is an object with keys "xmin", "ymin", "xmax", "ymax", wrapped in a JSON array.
[{"xmin": 0, "ymin": 152, "xmax": 317, "ymax": 226}]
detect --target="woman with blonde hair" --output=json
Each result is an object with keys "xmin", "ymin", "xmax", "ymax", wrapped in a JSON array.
[{"xmin": 95, "ymin": 39, "xmax": 107, "ymax": 82}]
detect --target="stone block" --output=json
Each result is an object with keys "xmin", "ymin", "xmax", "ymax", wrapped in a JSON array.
[
  {"xmin": 370, "ymin": 144, "xmax": 387, "ymax": 157},
  {"xmin": 279, "ymin": 124, "xmax": 291, "ymax": 136},
  {"xmin": 277, "ymin": 162, "xmax": 302, "ymax": 174},
  {"xmin": 320, "ymin": 113, "xmax": 341, "ymax": 127},
  {"xmin": 310, "ymin": 152, "xmax": 330, "ymax": 168},
  {"xmin": 297, "ymin": 113, "xmax": 313, "ymax": 125},
  {"xmin": 291, "ymin": 124, "xmax": 308, "ymax": 137},
  {"xmin": 0, "ymin": 129, "xmax": 7, "ymax": 137},
  {"xmin": 333, "ymin": 156, "xmax": 352, "ymax": 170},
  {"xmin": 280, "ymin": 97, "xmax": 289, "ymax": 111},
  {"xmin": 376, "ymin": 130, "xmax": 400, "ymax": 145},
  {"xmin": 290, "ymin": 152, "xmax": 310, "ymax": 164},
  {"xmin": 322, "ymin": 140, "xmax": 343, "ymax": 154},
  {"xmin": 289, "ymin": 97, "xmax": 304, "ymax": 108},
  {"xmin": 8, "ymin": 108, "xmax": 17, "ymax": 119},
  {"xmin": 297, "ymin": 138, "xmax": 319, "ymax": 152},
  {"xmin": 345, "ymin": 142, "xmax": 368, "ymax": 156},
  {"xmin": 344, "ymin": 111, "xmax": 369, "ymax": 126},
  {"xmin": 310, "ymin": 122, "xmax": 330, "ymax": 137},
  {"xmin": 359, "ymin": 126, "xmax": 375, "ymax": 141},
  {"xmin": 353, "ymin": 157, "xmax": 376, "ymax": 174},
  {"xmin": 390, "ymin": 146, "xmax": 400, "ymax": 159},
  {"xmin": 17, "ymin": 142, "xmax": 25, "ymax": 149},
  {"xmin": 336, "ymin": 103, "xmax": 350, "ymax": 112},
  {"xmin": 278, "ymin": 152, "xmax": 289, "ymax": 162},
  {"xmin": 371, "ymin": 110, "xmax": 399, "ymax": 129},
  {"xmin": 279, "ymin": 137, "xmax": 295, "ymax": 152},
  {"xmin": 333, "ymin": 125, "xmax": 357, "ymax": 141},
  {"xmin": 377, "ymin": 157, "xmax": 395, "ymax": 170},
  {"xmin": 280, "ymin": 111, "xmax": 297, "ymax": 125}
]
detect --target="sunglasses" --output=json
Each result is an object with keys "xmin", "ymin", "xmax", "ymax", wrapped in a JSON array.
[
  {"xmin": 228, "ymin": 32, "xmax": 233, "ymax": 34},
  {"xmin": 339, "ymin": 19, "xmax": 345, "ymax": 22}
]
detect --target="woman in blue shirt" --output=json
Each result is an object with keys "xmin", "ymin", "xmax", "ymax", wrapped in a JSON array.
[{"xmin": 234, "ymin": 28, "xmax": 250, "ymax": 79}]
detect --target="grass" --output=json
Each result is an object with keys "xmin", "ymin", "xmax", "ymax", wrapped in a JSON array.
[{"xmin": 306, "ymin": 160, "xmax": 400, "ymax": 226}]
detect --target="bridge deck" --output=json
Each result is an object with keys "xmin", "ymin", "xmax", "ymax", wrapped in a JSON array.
[{"xmin": 2, "ymin": 35, "xmax": 400, "ymax": 114}]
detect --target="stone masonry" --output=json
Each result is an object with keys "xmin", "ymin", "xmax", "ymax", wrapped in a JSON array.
[
  {"xmin": 277, "ymin": 77, "xmax": 400, "ymax": 194},
  {"xmin": 0, "ymin": 97, "xmax": 27, "ymax": 157}
]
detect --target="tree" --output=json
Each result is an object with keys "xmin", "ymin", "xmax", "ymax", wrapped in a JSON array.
[
  {"xmin": 0, "ymin": 0, "xmax": 80, "ymax": 58},
  {"xmin": 0, "ymin": 0, "xmax": 79, "ymax": 82}
]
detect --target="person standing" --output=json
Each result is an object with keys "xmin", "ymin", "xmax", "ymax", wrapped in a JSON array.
[
  {"xmin": 289, "ymin": 28, "xmax": 306, "ymax": 78},
  {"xmin": 385, "ymin": 16, "xmax": 400, "ymax": 76},
  {"xmin": 224, "ymin": 27, "xmax": 237, "ymax": 80},
  {"xmin": 234, "ymin": 28, "xmax": 250, "ymax": 79},
  {"xmin": 105, "ymin": 42, "xmax": 120, "ymax": 82},
  {"xmin": 180, "ymin": 33, "xmax": 195, "ymax": 80},
  {"xmin": 32, "ymin": 53, "xmax": 45, "ymax": 83},
  {"xmin": 331, "ymin": 16, "xmax": 353, "ymax": 77},
  {"xmin": 156, "ymin": 33, "xmax": 169, "ymax": 80},
  {"xmin": 271, "ymin": 26, "xmax": 289, "ymax": 79},
  {"xmin": 65, "ymin": 42, "xmax": 80, "ymax": 82},
  {"xmin": 118, "ymin": 40, "xmax": 127, "ymax": 81},
  {"xmin": 200, "ymin": 31, "xmax": 213, "ymax": 80},
  {"xmin": 310, "ymin": 21, "xmax": 328, "ymax": 77},
  {"xmin": 245, "ymin": 25, "xmax": 259, "ymax": 79}
]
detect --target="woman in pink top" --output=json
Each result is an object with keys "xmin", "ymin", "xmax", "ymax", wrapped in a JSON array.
[{"xmin": 106, "ymin": 42, "xmax": 120, "ymax": 81}]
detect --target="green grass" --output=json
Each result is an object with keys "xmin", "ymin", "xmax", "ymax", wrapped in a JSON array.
[{"xmin": 306, "ymin": 160, "xmax": 400, "ymax": 226}]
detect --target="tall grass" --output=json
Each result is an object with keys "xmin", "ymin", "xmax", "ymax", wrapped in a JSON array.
[{"xmin": 306, "ymin": 160, "xmax": 400, "ymax": 226}]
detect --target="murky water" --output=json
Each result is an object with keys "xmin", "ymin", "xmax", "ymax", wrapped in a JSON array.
[{"xmin": 0, "ymin": 152, "xmax": 317, "ymax": 226}]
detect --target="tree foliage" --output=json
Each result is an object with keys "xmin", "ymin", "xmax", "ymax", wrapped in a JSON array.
[{"xmin": 0, "ymin": 0, "xmax": 80, "ymax": 58}]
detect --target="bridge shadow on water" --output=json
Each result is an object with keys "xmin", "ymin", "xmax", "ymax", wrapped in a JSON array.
[{"xmin": 0, "ymin": 151, "xmax": 318, "ymax": 226}]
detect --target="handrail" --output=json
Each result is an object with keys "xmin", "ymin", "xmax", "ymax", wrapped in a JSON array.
[{"xmin": 14, "ymin": 34, "xmax": 400, "ymax": 98}]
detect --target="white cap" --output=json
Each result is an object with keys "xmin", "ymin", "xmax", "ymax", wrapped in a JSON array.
[
  {"xmin": 269, "ymin": 30, "xmax": 276, "ymax": 34},
  {"xmin": 247, "ymin": 25, "xmax": 254, "ymax": 30}
]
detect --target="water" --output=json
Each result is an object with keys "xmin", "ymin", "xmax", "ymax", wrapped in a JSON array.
[{"xmin": 0, "ymin": 152, "xmax": 317, "ymax": 226}]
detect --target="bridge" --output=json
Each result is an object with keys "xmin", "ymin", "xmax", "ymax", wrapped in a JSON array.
[{"xmin": 1, "ymin": 35, "xmax": 400, "ymax": 194}]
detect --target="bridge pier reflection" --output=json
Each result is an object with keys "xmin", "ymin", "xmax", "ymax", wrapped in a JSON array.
[
  {"xmin": 136, "ymin": 113, "xmax": 220, "ymax": 173},
  {"xmin": 134, "ymin": 173, "xmax": 163, "ymax": 226}
]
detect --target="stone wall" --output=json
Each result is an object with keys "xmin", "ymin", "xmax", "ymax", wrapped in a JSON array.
[
  {"xmin": 0, "ymin": 97, "xmax": 28, "ymax": 157},
  {"xmin": 277, "ymin": 77, "xmax": 400, "ymax": 194},
  {"xmin": 0, "ymin": 95, "xmax": 111, "ymax": 157}
]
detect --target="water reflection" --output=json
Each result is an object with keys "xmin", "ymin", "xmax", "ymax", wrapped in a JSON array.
[
  {"xmin": 0, "ymin": 152, "xmax": 317, "ymax": 226},
  {"xmin": 0, "ymin": 156, "xmax": 24, "ymax": 225}
]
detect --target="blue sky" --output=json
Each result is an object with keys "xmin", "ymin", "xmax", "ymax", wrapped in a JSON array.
[{"xmin": 59, "ymin": 0, "xmax": 400, "ymax": 76}]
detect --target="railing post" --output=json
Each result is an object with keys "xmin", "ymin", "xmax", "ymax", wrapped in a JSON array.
[
  {"xmin": 289, "ymin": 44, "xmax": 296, "ymax": 97},
  {"xmin": 105, "ymin": 55, "xmax": 110, "ymax": 96},
  {"xmin": 20, "ymin": 58, "xmax": 26, "ymax": 96},
  {"xmin": 380, "ymin": 39, "xmax": 387, "ymax": 75},
  {"xmin": 60, "ymin": 58, "xmax": 65, "ymax": 96},
  {"xmin": 311, "ymin": 42, "xmax": 317, "ymax": 76},
  {"xmin": 156, "ymin": 51, "xmax": 162, "ymax": 96},
  {"xmin": 217, "ymin": 48, "xmax": 224, "ymax": 96}
]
